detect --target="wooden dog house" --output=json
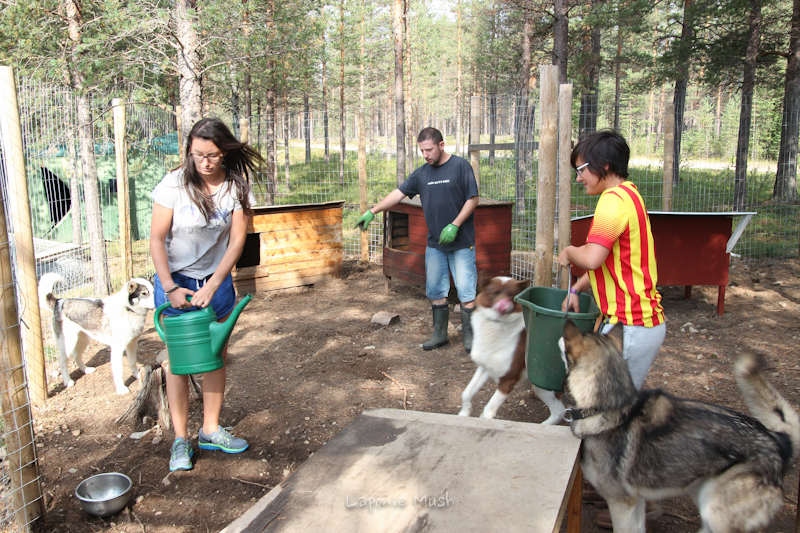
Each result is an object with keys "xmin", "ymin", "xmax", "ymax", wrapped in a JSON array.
[
  {"xmin": 233, "ymin": 201, "xmax": 344, "ymax": 293},
  {"xmin": 382, "ymin": 198, "xmax": 513, "ymax": 289}
]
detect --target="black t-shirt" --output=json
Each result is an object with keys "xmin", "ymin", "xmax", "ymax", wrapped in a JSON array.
[{"xmin": 398, "ymin": 155, "xmax": 479, "ymax": 251}]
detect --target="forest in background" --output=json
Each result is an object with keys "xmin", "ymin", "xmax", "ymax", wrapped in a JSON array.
[{"xmin": 1, "ymin": 0, "xmax": 799, "ymax": 294}]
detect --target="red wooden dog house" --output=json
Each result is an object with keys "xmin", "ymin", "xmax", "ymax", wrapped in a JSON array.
[
  {"xmin": 382, "ymin": 198, "xmax": 513, "ymax": 290},
  {"xmin": 569, "ymin": 211, "xmax": 756, "ymax": 316}
]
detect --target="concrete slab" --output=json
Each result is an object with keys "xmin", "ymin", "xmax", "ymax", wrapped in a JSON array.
[{"xmin": 222, "ymin": 409, "xmax": 582, "ymax": 533}]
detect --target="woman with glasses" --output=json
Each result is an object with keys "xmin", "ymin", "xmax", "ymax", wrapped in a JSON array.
[
  {"xmin": 558, "ymin": 129, "xmax": 666, "ymax": 390},
  {"xmin": 150, "ymin": 118, "xmax": 263, "ymax": 472},
  {"xmin": 557, "ymin": 129, "xmax": 667, "ymax": 528}
]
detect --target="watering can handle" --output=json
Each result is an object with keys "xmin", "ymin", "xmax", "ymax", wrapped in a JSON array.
[{"xmin": 154, "ymin": 295, "xmax": 193, "ymax": 342}]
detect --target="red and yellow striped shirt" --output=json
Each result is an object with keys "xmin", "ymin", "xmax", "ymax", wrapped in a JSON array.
[{"xmin": 585, "ymin": 182, "xmax": 665, "ymax": 327}]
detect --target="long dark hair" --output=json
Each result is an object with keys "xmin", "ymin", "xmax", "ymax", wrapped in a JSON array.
[{"xmin": 183, "ymin": 118, "xmax": 263, "ymax": 220}]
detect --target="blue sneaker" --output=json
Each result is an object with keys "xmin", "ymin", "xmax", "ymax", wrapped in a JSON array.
[
  {"xmin": 169, "ymin": 437, "xmax": 194, "ymax": 471},
  {"xmin": 198, "ymin": 426, "xmax": 249, "ymax": 453}
]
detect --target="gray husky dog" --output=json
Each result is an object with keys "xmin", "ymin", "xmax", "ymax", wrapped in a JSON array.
[
  {"xmin": 39, "ymin": 273, "xmax": 155, "ymax": 394},
  {"xmin": 560, "ymin": 320, "xmax": 800, "ymax": 533}
]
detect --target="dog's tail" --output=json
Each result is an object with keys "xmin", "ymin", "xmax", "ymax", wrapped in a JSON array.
[
  {"xmin": 735, "ymin": 352, "xmax": 800, "ymax": 462},
  {"xmin": 38, "ymin": 272, "xmax": 64, "ymax": 311}
]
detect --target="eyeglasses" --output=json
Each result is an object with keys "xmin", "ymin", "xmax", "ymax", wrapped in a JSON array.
[
  {"xmin": 575, "ymin": 162, "xmax": 589, "ymax": 177},
  {"xmin": 190, "ymin": 153, "xmax": 223, "ymax": 163}
]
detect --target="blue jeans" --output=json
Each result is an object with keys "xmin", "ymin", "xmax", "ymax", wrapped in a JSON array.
[
  {"xmin": 424, "ymin": 246, "xmax": 477, "ymax": 302},
  {"xmin": 154, "ymin": 272, "xmax": 236, "ymax": 318}
]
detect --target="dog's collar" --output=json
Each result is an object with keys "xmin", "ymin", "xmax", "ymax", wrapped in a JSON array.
[{"xmin": 563, "ymin": 407, "xmax": 605, "ymax": 422}]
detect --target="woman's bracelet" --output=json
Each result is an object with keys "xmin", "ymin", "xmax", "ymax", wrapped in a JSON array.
[
  {"xmin": 164, "ymin": 283, "xmax": 181, "ymax": 295},
  {"xmin": 569, "ymin": 287, "xmax": 579, "ymax": 295}
]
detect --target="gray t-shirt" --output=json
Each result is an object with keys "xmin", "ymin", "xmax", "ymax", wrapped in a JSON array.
[{"xmin": 151, "ymin": 169, "xmax": 255, "ymax": 279}]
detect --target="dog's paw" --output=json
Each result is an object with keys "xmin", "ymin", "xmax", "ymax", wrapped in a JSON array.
[
  {"xmin": 84, "ymin": 366, "xmax": 96, "ymax": 375},
  {"xmin": 115, "ymin": 385, "xmax": 130, "ymax": 395},
  {"xmin": 479, "ymin": 410, "xmax": 497, "ymax": 420},
  {"xmin": 65, "ymin": 379, "xmax": 75, "ymax": 388},
  {"xmin": 541, "ymin": 414, "xmax": 563, "ymax": 425},
  {"xmin": 458, "ymin": 408, "xmax": 471, "ymax": 417}
]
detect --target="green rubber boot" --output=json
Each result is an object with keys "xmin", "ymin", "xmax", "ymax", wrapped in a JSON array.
[
  {"xmin": 461, "ymin": 306, "xmax": 475, "ymax": 353},
  {"xmin": 423, "ymin": 304, "xmax": 449, "ymax": 350}
]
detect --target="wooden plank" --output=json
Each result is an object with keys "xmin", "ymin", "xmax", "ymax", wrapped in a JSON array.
[
  {"xmin": 390, "ymin": 236, "xmax": 409, "ymax": 247},
  {"xmin": 260, "ymin": 241, "xmax": 343, "ymax": 257},
  {"xmin": 225, "ymin": 409, "xmax": 581, "ymax": 533},
  {"xmin": 259, "ymin": 226, "xmax": 343, "ymax": 246},
  {"xmin": 234, "ymin": 273, "xmax": 337, "ymax": 293},
  {"xmin": 258, "ymin": 249, "xmax": 342, "ymax": 267},
  {"xmin": 247, "ymin": 207, "xmax": 343, "ymax": 231},
  {"xmin": 476, "ymin": 241, "xmax": 512, "ymax": 255},
  {"xmin": 250, "ymin": 215, "xmax": 343, "ymax": 233}
]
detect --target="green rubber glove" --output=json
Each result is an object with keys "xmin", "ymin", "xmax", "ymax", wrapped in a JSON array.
[
  {"xmin": 355, "ymin": 210, "xmax": 374, "ymax": 231},
  {"xmin": 438, "ymin": 224, "xmax": 459, "ymax": 245}
]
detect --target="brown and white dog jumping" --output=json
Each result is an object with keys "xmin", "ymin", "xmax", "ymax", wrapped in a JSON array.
[{"xmin": 458, "ymin": 276, "xmax": 564, "ymax": 423}]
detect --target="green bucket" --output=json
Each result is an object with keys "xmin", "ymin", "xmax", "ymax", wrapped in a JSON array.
[{"xmin": 514, "ymin": 287, "xmax": 601, "ymax": 391}]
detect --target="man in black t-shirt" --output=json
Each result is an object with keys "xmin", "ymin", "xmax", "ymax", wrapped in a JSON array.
[{"xmin": 356, "ymin": 128, "xmax": 480, "ymax": 352}]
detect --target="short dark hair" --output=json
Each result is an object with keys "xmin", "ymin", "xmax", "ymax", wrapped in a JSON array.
[
  {"xmin": 417, "ymin": 127, "xmax": 444, "ymax": 144},
  {"xmin": 570, "ymin": 129, "xmax": 629, "ymax": 180}
]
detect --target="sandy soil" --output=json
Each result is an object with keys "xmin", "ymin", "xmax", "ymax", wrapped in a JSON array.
[{"xmin": 29, "ymin": 257, "xmax": 800, "ymax": 533}]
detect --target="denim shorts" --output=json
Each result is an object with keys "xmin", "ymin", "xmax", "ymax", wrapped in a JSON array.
[
  {"xmin": 154, "ymin": 272, "xmax": 236, "ymax": 318},
  {"xmin": 424, "ymin": 246, "xmax": 477, "ymax": 302}
]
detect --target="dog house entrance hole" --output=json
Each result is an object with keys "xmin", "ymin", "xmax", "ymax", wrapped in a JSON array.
[{"xmin": 388, "ymin": 212, "xmax": 409, "ymax": 251}]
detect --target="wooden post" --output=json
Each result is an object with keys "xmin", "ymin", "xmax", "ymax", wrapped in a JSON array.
[
  {"xmin": 469, "ymin": 95, "xmax": 481, "ymax": 189},
  {"xmin": 534, "ymin": 65, "xmax": 559, "ymax": 288},
  {"xmin": 176, "ymin": 105, "xmax": 184, "ymax": 166},
  {"xmin": 662, "ymin": 102, "xmax": 675, "ymax": 211},
  {"xmin": 0, "ymin": 66, "xmax": 47, "ymax": 408},
  {"xmin": 557, "ymin": 83, "xmax": 573, "ymax": 290},
  {"xmin": 358, "ymin": 111, "xmax": 369, "ymax": 262},
  {"xmin": 112, "ymin": 98, "xmax": 133, "ymax": 281},
  {"xmin": 0, "ymin": 66, "xmax": 45, "ymax": 530}
]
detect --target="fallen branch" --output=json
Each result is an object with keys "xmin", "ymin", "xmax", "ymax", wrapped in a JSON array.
[
  {"xmin": 662, "ymin": 509, "xmax": 699, "ymax": 525},
  {"xmin": 233, "ymin": 477, "xmax": 273, "ymax": 490},
  {"xmin": 382, "ymin": 372, "xmax": 407, "ymax": 409}
]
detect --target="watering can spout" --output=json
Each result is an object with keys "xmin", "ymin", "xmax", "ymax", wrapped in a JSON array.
[{"xmin": 209, "ymin": 294, "xmax": 252, "ymax": 357}]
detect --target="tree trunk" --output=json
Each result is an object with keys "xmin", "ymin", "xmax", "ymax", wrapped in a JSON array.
[
  {"xmin": 393, "ymin": 0, "xmax": 406, "ymax": 186},
  {"xmin": 404, "ymin": 0, "xmax": 414, "ymax": 177},
  {"xmin": 175, "ymin": 0, "xmax": 202, "ymax": 142},
  {"xmin": 65, "ymin": 0, "xmax": 111, "ymax": 294},
  {"xmin": 230, "ymin": 62, "xmax": 240, "ymax": 138},
  {"xmin": 304, "ymin": 93, "xmax": 311, "ymax": 164},
  {"xmin": 553, "ymin": 0, "xmax": 569, "ymax": 83},
  {"xmin": 775, "ymin": 0, "xmax": 800, "ymax": 202},
  {"xmin": 672, "ymin": 0, "xmax": 694, "ymax": 189},
  {"xmin": 614, "ymin": 28, "xmax": 622, "ymax": 131},
  {"xmin": 283, "ymin": 95, "xmax": 291, "ymax": 195},
  {"xmin": 579, "ymin": 0, "xmax": 601, "ymax": 139},
  {"xmin": 456, "ymin": 0, "xmax": 463, "ymax": 157},
  {"xmin": 734, "ymin": 0, "xmax": 762, "ymax": 211},
  {"xmin": 515, "ymin": 1, "xmax": 533, "ymax": 215},
  {"xmin": 323, "ymin": 47, "xmax": 330, "ymax": 164}
]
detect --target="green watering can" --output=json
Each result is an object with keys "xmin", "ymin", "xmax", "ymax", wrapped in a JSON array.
[{"xmin": 154, "ymin": 294, "xmax": 252, "ymax": 375}]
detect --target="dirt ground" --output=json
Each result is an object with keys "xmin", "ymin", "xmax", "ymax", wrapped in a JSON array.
[{"xmin": 30, "ymin": 257, "xmax": 800, "ymax": 533}]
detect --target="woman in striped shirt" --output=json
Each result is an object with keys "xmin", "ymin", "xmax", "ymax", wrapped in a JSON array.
[{"xmin": 558, "ymin": 129, "xmax": 666, "ymax": 390}]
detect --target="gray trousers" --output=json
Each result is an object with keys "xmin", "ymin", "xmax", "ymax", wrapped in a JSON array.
[{"xmin": 601, "ymin": 321, "xmax": 667, "ymax": 390}]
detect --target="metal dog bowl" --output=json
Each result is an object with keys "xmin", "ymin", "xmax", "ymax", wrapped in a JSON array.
[{"xmin": 75, "ymin": 473, "xmax": 132, "ymax": 517}]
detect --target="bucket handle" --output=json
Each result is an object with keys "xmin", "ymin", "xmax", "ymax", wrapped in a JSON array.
[{"xmin": 557, "ymin": 265, "xmax": 571, "ymax": 317}]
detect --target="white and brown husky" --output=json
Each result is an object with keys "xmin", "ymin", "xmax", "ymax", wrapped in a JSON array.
[{"xmin": 39, "ymin": 273, "xmax": 155, "ymax": 394}]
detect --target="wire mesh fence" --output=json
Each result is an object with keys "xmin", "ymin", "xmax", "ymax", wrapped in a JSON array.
[{"xmin": 0, "ymin": 72, "xmax": 799, "ymax": 529}]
